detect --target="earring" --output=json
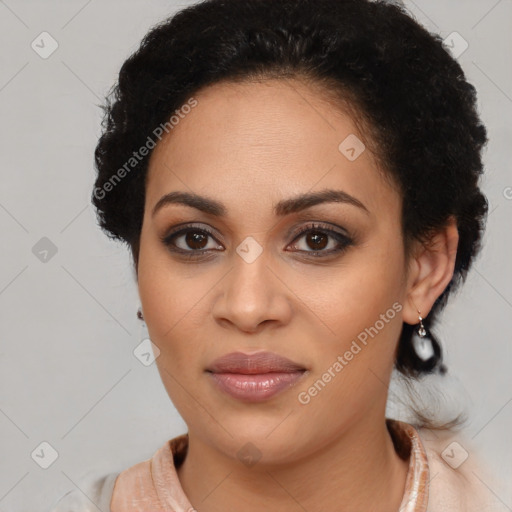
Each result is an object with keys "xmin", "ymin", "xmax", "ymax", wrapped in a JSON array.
[
  {"xmin": 137, "ymin": 308, "xmax": 144, "ymax": 321},
  {"xmin": 417, "ymin": 314, "xmax": 426, "ymax": 337},
  {"xmin": 412, "ymin": 310, "xmax": 434, "ymax": 361}
]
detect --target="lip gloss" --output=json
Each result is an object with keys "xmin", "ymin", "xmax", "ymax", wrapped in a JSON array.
[{"xmin": 208, "ymin": 371, "xmax": 306, "ymax": 402}]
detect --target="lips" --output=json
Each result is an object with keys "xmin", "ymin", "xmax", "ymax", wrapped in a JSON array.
[
  {"xmin": 205, "ymin": 351, "xmax": 307, "ymax": 402},
  {"xmin": 206, "ymin": 351, "xmax": 306, "ymax": 374}
]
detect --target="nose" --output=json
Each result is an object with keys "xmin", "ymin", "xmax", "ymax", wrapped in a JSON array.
[{"xmin": 211, "ymin": 246, "xmax": 293, "ymax": 334}]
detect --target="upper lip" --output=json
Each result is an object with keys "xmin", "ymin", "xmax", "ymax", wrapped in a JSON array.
[{"xmin": 206, "ymin": 351, "xmax": 306, "ymax": 374}]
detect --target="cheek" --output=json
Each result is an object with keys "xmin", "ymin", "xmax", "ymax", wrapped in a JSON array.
[
  {"xmin": 295, "ymin": 238, "xmax": 406, "ymax": 394},
  {"xmin": 137, "ymin": 233, "xmax": 199, "ymax": 337},
  {"xmin": 137, "ymin": 240, "xmax": 218, "ymax": 381},
  {"xmin": 138, "ymin": 262, "xmax": 206, "ymax": 412},
  {"xmin": 295, "ymin": 274, "xmax": 404, "ymax": 423},
  {"xmin": 304, "ymin": 243, "xmax": 404, "ymax": 339}
]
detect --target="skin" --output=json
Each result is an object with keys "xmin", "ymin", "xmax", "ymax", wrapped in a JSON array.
[{"xmin": 135, "ymin": 78, "xmax": 458, "ymax": 512}]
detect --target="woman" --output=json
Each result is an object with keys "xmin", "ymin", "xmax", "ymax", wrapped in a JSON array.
[{"xmin": 50, "ymin": 0, "xmax": 502, "ymax": 510}]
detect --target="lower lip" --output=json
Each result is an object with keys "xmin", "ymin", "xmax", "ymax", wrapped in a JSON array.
[{"xmin": 207, "ymin": 371, "xmax": 306, "ymax": 402}]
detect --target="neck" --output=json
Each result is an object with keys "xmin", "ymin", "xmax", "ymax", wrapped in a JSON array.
[{"xmin": 177, "ymin": 414, "xmax": 410, "ymax": 512}]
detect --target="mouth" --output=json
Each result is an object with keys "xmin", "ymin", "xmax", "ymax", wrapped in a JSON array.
[{"xmin": 205, "ymin": 351, "xmax": 308, "ymax": 402}]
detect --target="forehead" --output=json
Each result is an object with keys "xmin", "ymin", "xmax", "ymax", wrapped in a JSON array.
[{"xmin": 145, "ymin": 78, "xmax": 398, "ymax": 218}]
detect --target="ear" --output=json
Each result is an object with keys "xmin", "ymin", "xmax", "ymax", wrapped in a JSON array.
[{"xmin": 402, "ymin": 216, "xmax": 459, "ymax": 325}]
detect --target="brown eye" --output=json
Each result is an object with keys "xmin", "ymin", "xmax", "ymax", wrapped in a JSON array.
[
  {"xmin": 288, "ymin": 222, "xmax": 353, "ymax": 257},
  {"xmin": 185, "ymin": 231, "xmax": 208, "ymax": 250},
  {"xmin": 305, "ymin": 231, "xmax": 329, "ymax": 251},
  {"xmin": 161, "ymin": 224, "xmax": 223, "ymax": 256}
]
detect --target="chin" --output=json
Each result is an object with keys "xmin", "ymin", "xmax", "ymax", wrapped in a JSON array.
[{"xmin": 189, "ymin": 410, "xmax": 315, "ymax": 467}]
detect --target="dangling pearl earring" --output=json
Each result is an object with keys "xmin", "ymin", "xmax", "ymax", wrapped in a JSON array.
[{"xmin": 412, "ymin": 310, "xmax": 434, "ymax": 361}]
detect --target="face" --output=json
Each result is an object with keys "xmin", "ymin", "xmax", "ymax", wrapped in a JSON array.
[{"xmin": 137, "ymin": 78, "xmax": 411, "ymax": 464}]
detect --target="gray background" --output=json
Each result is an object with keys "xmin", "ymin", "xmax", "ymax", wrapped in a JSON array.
[{"xmin": 0, "ymin": 1, "xmax": 510, "ymax": 510}]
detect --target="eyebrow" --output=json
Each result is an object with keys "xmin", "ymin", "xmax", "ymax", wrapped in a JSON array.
[{"xmin": 152, "ymin": 189, "xmax": 370, "ymax": 218}]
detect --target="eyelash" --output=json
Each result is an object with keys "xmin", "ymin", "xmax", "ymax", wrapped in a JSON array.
[{"xmin": 160, "ymin": 222, "xmax": 354, "ymax": 260}]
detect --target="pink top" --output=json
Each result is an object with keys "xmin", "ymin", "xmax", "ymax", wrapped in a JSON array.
[
  {"xmin": 109, "ymin": 419, "xmax": 429, "ymax": 511},
  {"xmin": 50, "ymin": 418, "xmax": 505, "ymax": 511}
]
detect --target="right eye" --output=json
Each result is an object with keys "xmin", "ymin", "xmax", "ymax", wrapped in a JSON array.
[{"xmin": 160, "ymin": 223, "xmax": 224, "ymax": 257}]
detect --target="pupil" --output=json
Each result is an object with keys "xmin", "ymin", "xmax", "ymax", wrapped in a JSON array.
[
  {"xmin": 308, "ymin": 232, "xmax": 327, "ymax": 250},
  {"xmin": 186, "ymin": 231, "xmax": 207, "ymax": 249}
]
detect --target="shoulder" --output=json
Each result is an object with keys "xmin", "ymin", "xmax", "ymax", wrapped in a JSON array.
[
  {"xmin": 110, "ymin": 435, "xmax": 189, "ymax": 511},
  {"xmin": 47, "ymin": 470, "xmax": 119, "ymax": 512},
  {"xmin": 109, "ymin": 457, "xmax": 159, "ymax": 509},
  {"xmin": 415, "ymin": 426, "xmax": 507, "ymax": 512}
]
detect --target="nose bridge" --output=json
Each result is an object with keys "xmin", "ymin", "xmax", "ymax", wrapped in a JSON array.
[
  {"xmin": 230, "ymin": 237, "xmax": 274, "ymax": 309},
  {"xmin": 213, "ymin": 236, "xmax": 291, "ymax": 331}
]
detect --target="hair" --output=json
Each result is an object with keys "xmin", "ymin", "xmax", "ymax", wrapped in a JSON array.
[{"xmin": 92, "ymin": 0, "xmax": 488, "ymax": 426}]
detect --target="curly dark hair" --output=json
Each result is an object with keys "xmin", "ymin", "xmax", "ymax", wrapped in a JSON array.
[{"xmin": 92, "ymin": 0, "xmax": 488, "ymax": 382}]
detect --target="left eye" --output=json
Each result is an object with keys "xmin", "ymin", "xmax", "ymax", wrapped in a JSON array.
[{"xmin": 287, "ymin": 224, "xmax": 352, "ymax": 255}]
